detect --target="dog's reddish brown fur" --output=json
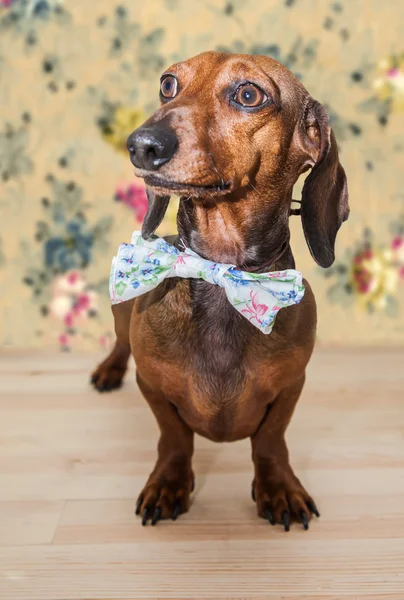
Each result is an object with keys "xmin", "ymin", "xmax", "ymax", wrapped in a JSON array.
[{"xmin": 92, "ymin": 51, "xmax": 349, "ymax": 529}]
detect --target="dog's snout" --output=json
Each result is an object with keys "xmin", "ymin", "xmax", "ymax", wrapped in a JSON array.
[{"xmin": 127, "ymin": 126, "xmax": 178, "ymax": 171}]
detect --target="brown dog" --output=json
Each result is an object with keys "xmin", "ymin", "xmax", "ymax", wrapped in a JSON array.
[{"xmin": 91, "ymin": 51, "xmax": 349, "ymax": 530}]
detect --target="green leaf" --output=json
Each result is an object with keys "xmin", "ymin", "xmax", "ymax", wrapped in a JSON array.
[
  {"xmin": 115, "ymin": 281, "xmax": 127, "ymax": 296},
  {"xmin": 143, "ymin": 275, "xmax": 158, "ymax": 285}
]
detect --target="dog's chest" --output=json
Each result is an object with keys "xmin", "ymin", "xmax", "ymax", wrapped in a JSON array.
[
  {"xmin": 168, "ymin": 282, "xmax": 276, "ymax": 440},
  {"xmin": 133, "ymin": 280, "xmax": 283, "ymax": 442}
]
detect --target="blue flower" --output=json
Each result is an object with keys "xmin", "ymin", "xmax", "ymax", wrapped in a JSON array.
[
  {"xmin": 261, "ymin": 313, "xmax": 276, "ymax": 328},
  {"xmin": 226, "ymin": 268, "xmax": 251, "ymax": 286},
  {"xmin": 131, "ymin": 280, "xmax": 140, "ymax": 289},
  {"xmin": 44, "ymin": 219, "xmax": 93, "ymax": 272},
  {"xmin": 156, "ymin": 240, "xmax": 179, "ymax": 255}
]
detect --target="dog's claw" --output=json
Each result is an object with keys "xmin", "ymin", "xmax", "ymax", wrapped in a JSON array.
[
  {"xmin": 251, "ymin": 486, "xmax": 256, "ymax": 502},
  {"xmin": 135, "ymin": 497, "xmax": 143, "ymax": 516},
  {"xmin": 191, "ymin": 478, "xmax": 195, "ymax": 493},
  {"xmin": 141, "ymin": 508, "xmax": 149, "ymax": 526},
  {"xmin": 151, "ymin": 507, "xmax": 162, "ymax": 526},
  {"xmin": 300, "ymin": 510, "xmax": 309, "ymax": 530},
  {"xmin": 307, "ymin": 500, "xmax": 320, "ymax": 517},
  {"xmin": 172, "ymin": 499, "xmax": 182, "ymax": 521},
  {"xmin": 264, "ymin": 506, "xmax": 275, "ymax": 525},
  {"xmin": 281, "ymin": 511, "xmax": 290, "ymax": 532}
]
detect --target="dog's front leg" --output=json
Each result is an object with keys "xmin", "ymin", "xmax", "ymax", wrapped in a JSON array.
[
  {"xmin": 135, "ymin": 373, "xmax": 194, "ymax": 526},
  {"xmin": 251, "ymin": 375, "xmax": 320, "ymax": 531},
  {"xmin": 91, "ymin": 301, "xmax": 134, "ymax": 392}
]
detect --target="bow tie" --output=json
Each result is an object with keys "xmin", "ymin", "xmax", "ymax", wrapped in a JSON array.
[{"xmin": 110, "ymin": 231, "xmax": 305, "ymax": 335}]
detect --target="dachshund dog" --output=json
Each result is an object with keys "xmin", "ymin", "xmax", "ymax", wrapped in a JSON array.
[{"xmin": 91, "ymin": 51, "xmax": 349, "ymax": 530}]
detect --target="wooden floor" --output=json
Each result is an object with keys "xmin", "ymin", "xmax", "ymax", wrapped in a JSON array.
[{"xmin": 0, "ymin": 348, "xmax": 403, "ymax": 599}]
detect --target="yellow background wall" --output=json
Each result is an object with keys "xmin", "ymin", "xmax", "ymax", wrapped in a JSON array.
[{"xmin": 0, "ymin": 0, "xmax": 403, "ymax": 350}]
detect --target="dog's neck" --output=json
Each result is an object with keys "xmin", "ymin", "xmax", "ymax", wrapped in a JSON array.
[{"xmin": 177, "ymin": 186, "xmax": 295, "ymax": 271}]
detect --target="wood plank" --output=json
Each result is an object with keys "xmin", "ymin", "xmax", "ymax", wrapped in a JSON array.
[
  {"xmin": 0, "ymin": 348, "xmax": 403, "ymax": 599},
  {"xmin": 0, "ymin": 501, "xmax": 64, "ymax": 546},
  {"xmin": 1, "ymin": 539, "xmax": 404, "ymax": 598}
]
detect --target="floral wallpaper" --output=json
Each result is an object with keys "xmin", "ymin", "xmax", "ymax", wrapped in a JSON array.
[{"xmin": 0, "ymin": 0, "xmax": 403, "ymax": 351}]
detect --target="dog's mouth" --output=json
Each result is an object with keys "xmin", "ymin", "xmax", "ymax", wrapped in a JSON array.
[{"xmin": 139, "ymin": 173, "xmax": 232, "ymax": 197}]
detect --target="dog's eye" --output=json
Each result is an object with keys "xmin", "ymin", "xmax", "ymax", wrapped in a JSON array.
[
  {"xmin": 160, "ymin": 75, "xmax": 178, "ymax": 99},
  {"xmin": 233, "ymin": 83, "xmax": 268, "ymax": 107}
]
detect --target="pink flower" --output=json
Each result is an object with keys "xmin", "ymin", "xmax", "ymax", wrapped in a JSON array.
[
  {"xmin": 50, "ymin": 271, "xmax": 97, "ymax": 326},
  {"xmin": 59, "ymin": 333, "xmax": 70, "ymax": 348},
  {"xmin": 73, "ymin": 294, "xmax": 91, "ymax": 314},
  {"xmin": 242, "ymin": 291, "xmax": 268, "ymax": 324},
  {"xmin": 0, "ymin": 0, "xmax": 13, "ymax": 7},
  {"xmin": 391, "ymin": 236, "xmax": 404, "ymax": 265},
  {"xmin": 387, "ymin": 68, "xmax": 400, "ymax": 79},
  {"xmin": 67, "ymin": 272, "xmax": 80, "ymax": 286},
  {"xmin": 352, "ymin": 264, "xmax": 372, "ymax": 294},
  {"xmin": 115, "ymin": 180, "xmax": 148, "ymax": 223},
  {"xmin": 64, "ymin": 312, "xmax": 74, "ymax": 327},
  {"xmin": 251, "ymin": 291, "xmax": 268, "ymax": 317},
  {"xmin": 391, "ymin": 236, "xmax": 404, "ymax": 250}
]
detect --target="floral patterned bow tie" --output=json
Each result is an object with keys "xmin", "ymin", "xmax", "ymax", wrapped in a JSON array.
[{"xmin": 110, "ymin": 231, "xmax": 305, "ymax": 334}]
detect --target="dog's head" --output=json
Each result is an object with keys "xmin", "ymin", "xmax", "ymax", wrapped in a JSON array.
[{"xmin": 127, "ymin": 51, "xmax": 349, "ymax": 267}]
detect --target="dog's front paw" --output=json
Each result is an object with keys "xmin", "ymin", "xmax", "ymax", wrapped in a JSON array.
[
  {"xmin": 252, "ymin": 472, "xmax": 320, "ymax": 532},
  {"xmin": 91, "ymin": 358, "xmax": 127, "ymax": 392},
  {"xmin": 91, "ymin": 364, "xmax": 125, "ymax": 392},
  {"xmin": 136, "ymin": 471, "xmax": 195, "ymax": 526},
  {"xmin": 90, "ymin": 342, "xmax": 130, "ymax": 392}
]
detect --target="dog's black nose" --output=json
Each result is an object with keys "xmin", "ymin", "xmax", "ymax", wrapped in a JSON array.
[{"xmin": 127, "ymin": 126, "xmax": 178, "ymax": 171}]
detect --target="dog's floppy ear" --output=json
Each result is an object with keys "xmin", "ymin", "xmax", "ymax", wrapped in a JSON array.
[
  {"xmin": 299, "ymin": 99, "xmax": 349, "ymax": 268},
  {"xmin": 141, "ymin": 188, "xmax": 170, "ymax": 239}
]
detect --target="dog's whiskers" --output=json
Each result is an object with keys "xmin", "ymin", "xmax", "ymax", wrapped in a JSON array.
[
  {"xmin": 248, "ymin": 182, "xmax": 258, "ymax": 193},
  {"xmin": 208, "ymin": 152, "xmax": 226, "ymax": 190}
]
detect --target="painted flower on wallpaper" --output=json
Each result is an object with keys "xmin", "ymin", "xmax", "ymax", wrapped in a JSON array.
[
  {"xmin": 358, "ymin": 52, "xmax": 404, "ymax": 124},
  {"xmin": 325, "ymin": 228, "xmax": 404, "ymax": 315},
  {"xmin": 373, "ymin": 53, "xmax": 404, "ymax": 112},
  {"xmin": 23, "ymin": 174, "xmax": 113, "ymax": 309},
  {"xmin": 1, "ymin": 0, "xmax": 64, "ymax": 18},
  {"xmin": 114, "ymin": 180, "xmax": 148, "ymax": 222},
  {"xmin": 32, "ymin": 177, "xmax": 113, "ymax": 274},
  {"xmin": 44, "ymin": 217, "xmax": 94, "ymax": 271},
  {"xmin": 98, "ymin": 105, "xmax": 146, "ymax": 154},
  {"xmin": 50, "ymin": 270, "xmax": 97, "ymax": 322},
  {"xmin": 0, "ymin": 0, "xmax": 69, "ymax": 48},
  {"xmin": 48, "ymin": 270, "xmax": 113, "ymax": 351},
  {"xmin": 21, "ymin": 174, "xmax": 114, "ymax": 350},
  {"xmin": 96, "ymin": 5, "xmax": 140, "ymax": 56}
]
